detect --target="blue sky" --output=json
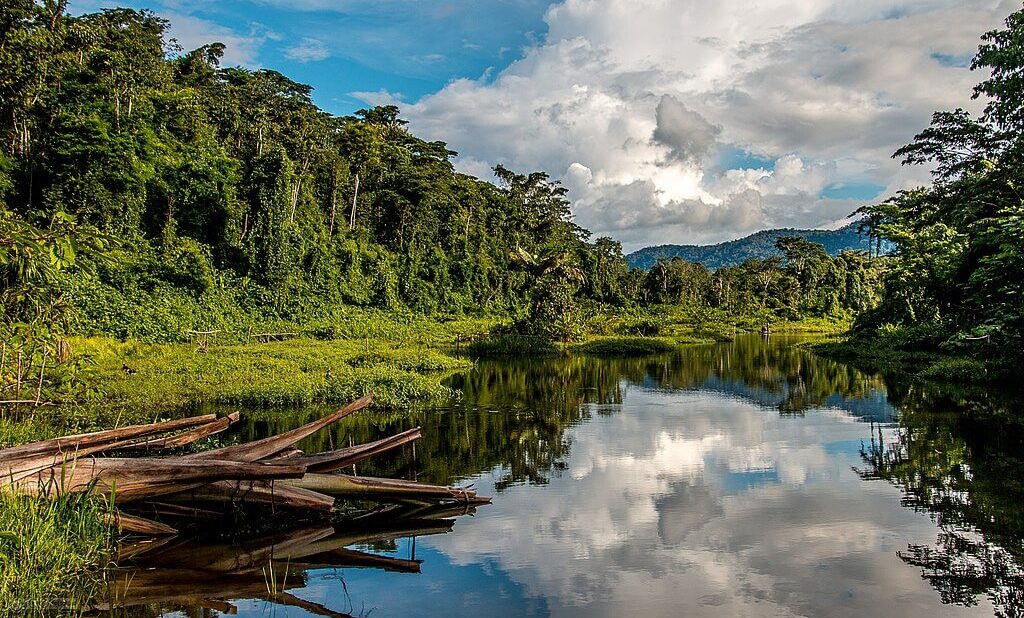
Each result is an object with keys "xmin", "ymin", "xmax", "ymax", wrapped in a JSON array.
[{"xmin": 71, "ymin": 0, "xmax": 552, "ymax": 116}]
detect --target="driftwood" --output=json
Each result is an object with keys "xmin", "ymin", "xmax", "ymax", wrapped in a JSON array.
[{"xmin": 0, "ymin": 393, "xmax": 489, "ymax": 539}]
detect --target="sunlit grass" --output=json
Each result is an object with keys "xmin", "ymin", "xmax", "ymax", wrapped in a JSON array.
[{"xmin": 0, "ymin": 491, "xmax": 114, "ymax": 616}]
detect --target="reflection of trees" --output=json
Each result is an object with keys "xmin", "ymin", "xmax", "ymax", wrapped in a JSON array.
[
  {"xmin": 637, "ymin": 336, "xmax": 888, "ymax": 416},
  {"xmin": 858, "ymin": 383, "xmax": 1024, "ymax": 616},
  {"xmin": 202, "ymin": 336, "xmax": 886, "ymax": 495}
]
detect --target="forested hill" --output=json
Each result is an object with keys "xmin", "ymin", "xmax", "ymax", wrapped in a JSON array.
[{"xmin": 626, "ymin": 223, "xmax": 878, "ymax": 270}]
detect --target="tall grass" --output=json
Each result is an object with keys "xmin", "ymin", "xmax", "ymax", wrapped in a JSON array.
[{"xmin": 0, "ymin": 491, "xmax": 114, "ymax": 616}]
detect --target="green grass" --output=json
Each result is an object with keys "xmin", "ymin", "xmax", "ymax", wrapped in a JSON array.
[
  {"xmin": 570, "ymin": 336, "xmax": 676, "ymax": 356},
  {"xmin": 466, "ymin": 333, "xmax": 559, "ymax": 357},
  {"xmin": 65, "ymin": 336, "xmax": 475, "ymax": 413},
  {"xmin": 0, "ymin": 491, "xmax": 114, "ymax": 616},
  {"xmin": 584, "ymin": 304, "xmax": 849, "ymax": 343}
]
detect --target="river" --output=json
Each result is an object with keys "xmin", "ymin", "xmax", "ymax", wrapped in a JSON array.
[{"xmin": 102, "ymin": 335, "xmax": 1024, "ymax": 617}]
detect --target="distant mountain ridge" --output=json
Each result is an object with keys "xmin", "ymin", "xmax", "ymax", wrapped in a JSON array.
[{"xmin": 626, "ymin": 223, "xmax": 880, "ymax": 270}]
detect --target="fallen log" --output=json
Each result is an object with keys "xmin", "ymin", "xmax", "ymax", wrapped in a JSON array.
[
  {"xmin": 0, "ymin": 393, "xmax": 490, "ymax": 546},
  {"xmin": 284, "ymin": 473, "xmax": 478, "ymax": 503},
  {"xmin": 128, "ymin": 501, "xmax": 224, "ymax": 522},
  {"xmin": 0, "ymin": 414, "xmax": 217, "ymax": 460},
  {"xmin": 292, "ymin": 426, "xmax": 422, "ymax": 473},
  {"xmin": 186, "ymin": 393, "xmax": 373, "ymax": 463},
  {"xmin": 120, "ymin": 412, "xmax": 240, "ymax": 452},
  {"xmin": 13, "ymin": 458, "xmax": 308, "ymax": 501},
  {"xmin": 166, "ymin": 479, "xmax": 336, "ymax": 512},
  {"xmin": 103, "ymin": 511, "xmax": 178, "ymax": 536}
]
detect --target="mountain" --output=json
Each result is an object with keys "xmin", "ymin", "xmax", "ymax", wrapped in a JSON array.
[{"xmin": 626, "ymin": 223, "xmax": 882, "ymax": 270}]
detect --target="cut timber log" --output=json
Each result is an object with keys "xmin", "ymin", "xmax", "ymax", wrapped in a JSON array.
[
  {"xmin": 0, "ymin": 414, "xmax": 217, "ymax": 460},
  {"xmin": 13, "ymin": 458, "xmax": 307, "ymax": 501},
  {"xmin": 186, "ymin": 393, "xmax": 373, "ymax": 463},
  {"xmin": 121, "ymin": 412, "xmax": 240, "ymax": 452},
  {"xmin": 292, "ymin": 426, "xmax": 421, "ymax": 473},
  {"xmin": 284, "ymin": 473, "xmax": 478, "ymax": 503},
  {"xmin": 167, "ymin": 479, "xmax": 336, "ymax": 512},
  {"xmin": 104, "ymin": 511, "xmax": 178, "ymax": 536},
  {"xmin": 0, "ymin": 394, "xmax": 490, "ymax": 541}
]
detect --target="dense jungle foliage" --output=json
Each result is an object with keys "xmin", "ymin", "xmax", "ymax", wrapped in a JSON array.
[
  {"xmin": 0, "ymin": 2, "xmax": 880, "ymax": 354},
  {"xmin": 854, "ymin": 7, "xmax": 1024, "ymax": 366}
]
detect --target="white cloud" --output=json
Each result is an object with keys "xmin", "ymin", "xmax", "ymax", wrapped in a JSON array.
[
  {"xmin": 283, "ymin": 37, "xmax": 330, "ymax": 62},
  {"xmin": 163, "ymin": 13, "xmax": 266, "ymax": 67},
  {"xmin": 401, "ymin": 0, "xmax": 1014, "ymax": 248}
]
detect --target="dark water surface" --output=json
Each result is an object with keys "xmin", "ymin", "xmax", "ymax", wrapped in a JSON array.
[{"xmin": 104, "ymin": 335, "xmax": 1024, "ymax": 617}]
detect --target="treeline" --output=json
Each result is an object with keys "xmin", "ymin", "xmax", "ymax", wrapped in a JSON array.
[
  {"xmin": 640, "ymin": 237, "xmax": 883, "ymax": 320},
  {"xmin": 855, "ymin": 7, "xmax": 1024, "ymax": 364},
  {"xmin": 0, "ymin": 2, "xmax": 882, "ymax": 345}
]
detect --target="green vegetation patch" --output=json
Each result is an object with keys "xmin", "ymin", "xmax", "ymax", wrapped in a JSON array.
[
  {"xmin": 71, "ymin": 336, "xmax": 474, "ymax": 412},
  {"xmin": 571, "ymin": 336, "xmax": 676, "ymax": 357},
  {"xmin": 0, "ymin": 492, "xmax": 114, "ymax": 616},
  {"xmin": 466, "ymin": 333, "xmax": 559, "ymax": 358}
]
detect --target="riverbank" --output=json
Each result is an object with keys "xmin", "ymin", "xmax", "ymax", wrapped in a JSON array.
[{"xmin": 811, "ymin": 335, "xmax": 1000, "ymax": 385}]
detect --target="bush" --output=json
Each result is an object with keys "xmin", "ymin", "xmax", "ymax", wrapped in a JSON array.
[{"xmin": 918, "ymin": 357, "xmax": 989, "ymax": 383}]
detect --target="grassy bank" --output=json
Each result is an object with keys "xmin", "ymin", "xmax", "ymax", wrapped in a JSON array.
[
  {"xmin": 469, "ymin": 305, "xmax": 850, "ymax": 357},
  {"xmin": 73, "ymin": 336, "xmax": 474, "ymax": 411},
  {"xmin": 584, "ymin": 304, "xmax": 848, "ymax": 342},
  {"xmin": 811, "ymin": 335, "xmax": 1003, "ymax": 385},
  {"xmin": 0, "ymin": 492, "xmax": 114, "ymax": 616}
]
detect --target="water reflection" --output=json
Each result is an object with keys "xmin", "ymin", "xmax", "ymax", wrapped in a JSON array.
[
  {"xmin": 858, "ymin": 383, "xmax": 1024, "ymax": 616},
  {"xmin": 101, "ymin": 336, "xmax": 1024, "ymax": 617}
]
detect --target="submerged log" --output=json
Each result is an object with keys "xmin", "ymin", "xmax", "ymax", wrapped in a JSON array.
[{"xmin": 284, "ymin": 473, "xmax": 478, "ymax": 503}]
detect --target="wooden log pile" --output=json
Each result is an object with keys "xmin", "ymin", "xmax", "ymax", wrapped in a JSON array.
[{"xmin": 0, "ymin": 394, "xmax": 489, "ymax": 536}]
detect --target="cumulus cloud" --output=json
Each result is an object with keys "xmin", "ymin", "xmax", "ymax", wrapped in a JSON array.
[
  {"xmin": 349, "ymin": 89, "xmax": 405, "ymax": 107},
  {"xmin": 653, "ymin": 95, "xmax": 721, "ymax": 163},
  {"xmin": 400, "ymin": 0, "xmax": 1014, "ymax": 248}
]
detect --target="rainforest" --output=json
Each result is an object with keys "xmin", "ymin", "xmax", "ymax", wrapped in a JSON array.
[{"xmin": 2, "ymin": 1, "xmax": 1024, "ymax": 616}]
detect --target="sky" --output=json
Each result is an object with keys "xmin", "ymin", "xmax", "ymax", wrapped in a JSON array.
[{"xmin": 70, "ymin": 0, "xmax": 1017, "ymax": 249}]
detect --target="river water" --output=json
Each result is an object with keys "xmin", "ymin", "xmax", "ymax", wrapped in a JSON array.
[{"xmin": 105, "ymin": 335, "xmax": 1024, "ymax": 617}]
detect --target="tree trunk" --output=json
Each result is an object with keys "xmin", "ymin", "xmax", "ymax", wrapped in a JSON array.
[
  {"xmin": 349, "ymin": 173, "xmax": 360, "ymax": 229},
  {"xmin": 328, "ymin": 168, "xmax": 339, "ymax": 238}
]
